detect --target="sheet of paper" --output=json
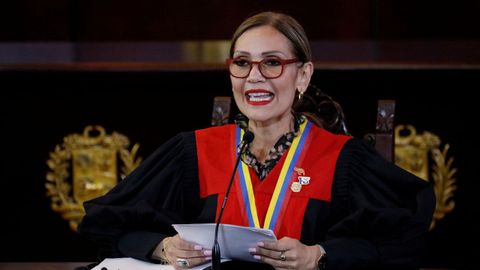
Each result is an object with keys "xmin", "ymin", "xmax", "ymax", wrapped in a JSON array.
[
  {"xmin": 173, "ymin": 223, "xmax": 277, "ymax": 262},
  {"xmin": 92, "ymin": 257, "xmax": 228, "ymax": 270},
  {"xmin": 92, "ymin": 257, "xmax": 171, "ymax": 270}
]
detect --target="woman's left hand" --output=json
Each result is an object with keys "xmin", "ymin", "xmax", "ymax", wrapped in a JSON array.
[{"xmin": 250, "ymin": 237, "xmax": 321, "ymax": 270}]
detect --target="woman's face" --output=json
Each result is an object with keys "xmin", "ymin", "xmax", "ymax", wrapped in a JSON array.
[{"xmin": 230, "ymin": 25, "xmax": 312, "ymax": 125}]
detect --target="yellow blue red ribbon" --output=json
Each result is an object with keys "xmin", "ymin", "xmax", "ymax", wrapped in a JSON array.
[{"xmin": 236, "ymin": 120, "xmax": 312, "ymax": 230}]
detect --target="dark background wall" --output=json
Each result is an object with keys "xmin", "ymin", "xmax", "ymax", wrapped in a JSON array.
[
  {"xmin": 1, "ymin": 0, "xmax": 480, "ymax": 41},
  {"xmin": 1, "ymin": 0, "xmax": 479, "ymax": 269}
]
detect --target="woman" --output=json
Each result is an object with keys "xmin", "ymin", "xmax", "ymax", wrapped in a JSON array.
[{"xmin": 79, "ymin": 12, "xmax": 435, "ymax": 270}]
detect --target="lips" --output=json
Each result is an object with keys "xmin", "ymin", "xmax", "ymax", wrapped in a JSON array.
[{"xmin": 245, "ymin": 89, "xmax": 274, "ymax": 105}]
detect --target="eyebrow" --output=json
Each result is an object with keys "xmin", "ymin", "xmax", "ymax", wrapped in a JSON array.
[{"xmin": 233, "ymin": 50, "xmax": 289, "ymax": 57}]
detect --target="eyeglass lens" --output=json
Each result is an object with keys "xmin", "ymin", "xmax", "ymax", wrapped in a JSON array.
[{"xmin": 229, "ymin": 58, "xmax": 284, "ymax": 79}]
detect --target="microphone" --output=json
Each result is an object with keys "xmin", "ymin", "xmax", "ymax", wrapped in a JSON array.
[{"xmin": 211, "ymin": 130, "xmax": 254, "ymax": 270}]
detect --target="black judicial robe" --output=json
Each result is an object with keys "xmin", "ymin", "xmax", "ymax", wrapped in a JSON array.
[{"xmin": 79, "ymin": 124, "xmax": 435, "ymax": 270}]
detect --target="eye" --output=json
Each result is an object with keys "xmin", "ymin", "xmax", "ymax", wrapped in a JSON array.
[
  {"xmin": 233, "ymin": 58, "xmax": 250, "ymax": 67},
  {"xmin": 263, "ymin": 58, "xmax": 282, "ymax": 66}
]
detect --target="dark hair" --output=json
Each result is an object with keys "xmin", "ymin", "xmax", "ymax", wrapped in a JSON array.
[
  {"xmin": 229, "ymin": 11, "xmax": 312, "ymax": 63},
  {"xmin": 293, "ymin": 85, "xmax": 350, "ymax": 135}
]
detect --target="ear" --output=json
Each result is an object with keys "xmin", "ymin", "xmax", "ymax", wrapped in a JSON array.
[{"xmin": 296, "ymin": 62, "xmax": 314, "ymax": 93}]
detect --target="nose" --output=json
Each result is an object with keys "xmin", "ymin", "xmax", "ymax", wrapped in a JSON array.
[{"xmin": 247, "ymin": 63, "xmax": 265, "ymax": 82}]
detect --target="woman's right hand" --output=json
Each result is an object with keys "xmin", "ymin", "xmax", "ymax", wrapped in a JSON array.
[{"xmin": 156, "ymin": 234, "xmax": 212, "ymax": 269}]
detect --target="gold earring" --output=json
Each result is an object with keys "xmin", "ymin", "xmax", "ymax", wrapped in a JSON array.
[{"xmin": 298, "ymin": 91, "xmax": 304, "ymax": 100}]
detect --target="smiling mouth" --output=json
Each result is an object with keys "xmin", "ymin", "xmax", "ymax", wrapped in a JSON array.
[{"xmin": 245, "ymin": 90, "xmax": 274, "ymax": 105}]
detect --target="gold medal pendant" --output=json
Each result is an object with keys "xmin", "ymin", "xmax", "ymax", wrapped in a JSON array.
[{"xmin": 291, "ymin": 181, "xmax": 302, "ymax": 192}]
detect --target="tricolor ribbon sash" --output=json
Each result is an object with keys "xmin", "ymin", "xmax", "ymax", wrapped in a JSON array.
[{"xmin": 236, "ymin": 120, "xmax": 312, "ymax": 231}]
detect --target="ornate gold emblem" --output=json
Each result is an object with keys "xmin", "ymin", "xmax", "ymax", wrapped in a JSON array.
[
  {"xmin": 395, "ymin": 125, "xmax": 457, "ymax": 229},
  {"xmin": 46, "ymin": 126, "xmax": 142, "ymax": 231}
]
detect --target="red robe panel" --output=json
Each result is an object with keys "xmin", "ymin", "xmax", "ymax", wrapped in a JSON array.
[{"xmin": 196, "ymin": 123, "xmax": 350, "ymax": 239}]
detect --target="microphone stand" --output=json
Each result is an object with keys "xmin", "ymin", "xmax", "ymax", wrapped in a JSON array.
[{"xmin": 211, "ymin": 131, "xmax": 254, "ymax": 270}]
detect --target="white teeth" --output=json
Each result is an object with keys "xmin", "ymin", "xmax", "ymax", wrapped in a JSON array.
[
  {"xmin": 249, "ymin": 92, "xmax": 270, "ymax": 97},
  {"xmin": 246, "ymin": 92, "xmax": 273, "ymax": 102},
  {"xmin": 250, "ymin": 96, "xmax": 272, "ymax": 102}
]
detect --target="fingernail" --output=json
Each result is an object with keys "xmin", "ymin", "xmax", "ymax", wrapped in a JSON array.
[
  {"xmin": 254, "ymin": 255, "xmax": 261, "ymax": 260},
  {"xmin": 248, "ymin": 247, "xmax": 256, "ymax": 253},
  {"xmin": 257, "ymin": 242, "xmax": 264, "ymax": 247},
  {"xmin": 204, "ymin": 250, "xmax": 212, "ymax": 256},
  {"xmin": 194, "ymin": 245, "xmax": 203, "ymax": 250}
]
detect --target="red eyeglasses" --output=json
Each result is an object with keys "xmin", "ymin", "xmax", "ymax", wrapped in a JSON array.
[{"xmin": 226, "ymin": 57, "xmax": 299, "ymax": 79}]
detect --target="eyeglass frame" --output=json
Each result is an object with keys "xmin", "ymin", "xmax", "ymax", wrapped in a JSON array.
[{"xmin": 226, "ymin": 57, "xmax": 299, "ymax": 79}]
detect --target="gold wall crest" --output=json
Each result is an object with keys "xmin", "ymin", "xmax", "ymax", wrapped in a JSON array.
[
  {"xmin": 46, "ymin": 126, "xmax": 142, "ymax": 231},
  {"xmin": 395, "ymin": 125, "xmax": 457, "ymax": 230}
]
